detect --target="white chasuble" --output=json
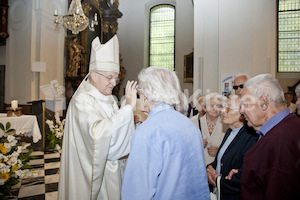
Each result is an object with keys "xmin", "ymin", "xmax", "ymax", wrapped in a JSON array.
[{"xmin": 58, "ymin": 80, "xmax": 135, "ymax": 200}]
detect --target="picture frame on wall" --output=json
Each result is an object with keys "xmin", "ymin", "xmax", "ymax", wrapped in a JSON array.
[{"xmin": 184, "ymin": 52, "xmax": 193, "ymax": 83}]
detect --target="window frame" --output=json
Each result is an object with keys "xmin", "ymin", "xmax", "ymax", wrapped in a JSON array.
[
  {"xmin": 148, "ymin": 4, "xmax": 176, "ymax": 70},
  {"xmin": 277, "ymin": 0, "xmax": 300, "ymax": 73}
]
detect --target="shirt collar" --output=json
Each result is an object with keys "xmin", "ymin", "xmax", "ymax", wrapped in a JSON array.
[
  {"xmin": 257, "ymin": 108, "xmax": 290, "ymax": 137},
  {"xmin": 231, "ymin": 125, "xmax": 243, "ymax": 135},
  {"xmin": 148, "ymin": 103, "xmax": 174, "ymax": 117}
]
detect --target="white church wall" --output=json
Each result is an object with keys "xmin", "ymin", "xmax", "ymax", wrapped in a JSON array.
[
  {"xmin": 118, "ymin": 0, "xmax": 194, "ymax": 98},
  {"xmin": 5, "ymin": 0, "xmax": 66, "ymax": 105},
  {"xmin": 194, "ymin": 0, "xmax": 277, "ymax": 95},
  {"xmin": 6, "ymin": 0, "xmax": 33, "ymax": 105},
  {"xmin": 38, "ymin": 0, "xmax": 66, "ymax": 100}
]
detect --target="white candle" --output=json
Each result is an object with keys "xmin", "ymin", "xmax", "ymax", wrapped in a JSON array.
[
  {"xmin": 94, "ymin": 13, "xmax": 97, "ymax": 21},
  {"xmin": 54, "ymin": 9, "xmax": 58, "ymax": 15},
  {"xmin": 11, "ymin": 100, "xmax": 18, "ymax": 110}
]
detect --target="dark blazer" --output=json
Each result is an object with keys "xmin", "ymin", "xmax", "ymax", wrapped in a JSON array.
[{"xmin": 209, "ymin": 124, "xmax": 258, "ymax": 200}]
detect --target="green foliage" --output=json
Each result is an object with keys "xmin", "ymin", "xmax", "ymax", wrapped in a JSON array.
[
  {"xmin": 0, "ymin": 122, "xmax": 34, "ymax": 199},
  {"xmin": 0, "ymin": 122, "xmax": 16, "ymax": 136}
]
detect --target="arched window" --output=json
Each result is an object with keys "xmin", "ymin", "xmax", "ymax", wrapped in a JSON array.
[
  {"xmin": 149, "ymin": 4, "xmax": 175, "ymax": 70},
  {"xmin": 278, "ymin": 0, "xmax": 300, "ymax": 72}
]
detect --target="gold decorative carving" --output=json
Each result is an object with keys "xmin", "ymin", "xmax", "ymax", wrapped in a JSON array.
[
  {"xmin": 65, "ymin": 36, "xmax": 86, "ymax": 77},
  {"xmin": 110, "ymin": 25, "xmax": 118, "ymax": 35},
  {"xmin": 2, "ymin": 9, "xmax": 6, "ymax": 25},
  {"xmin": 103, "ymin": 24, "xmax": 109, "ymax": 33}
]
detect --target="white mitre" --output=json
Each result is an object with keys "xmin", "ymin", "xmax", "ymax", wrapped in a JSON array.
[{"xmin": 89, "ymin": 35, "xmax": 120, "ymax": 73}]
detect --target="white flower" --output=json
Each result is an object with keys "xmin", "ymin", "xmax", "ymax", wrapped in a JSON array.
[
  {"xmin": 2, "ymin": 155, "xmax": 8, "ymax": 162},
  {"xmin": 55, "ymin": 112, "xmax": 61, "ymax": 124},
  {"xmin": 22, "ymin": 143, "xmax": 31, "ymax": 150},
  {"xmin": 0, "ymin": 163, "xmax": 6, "ymax": 169},
  {"xmin": 14, "ymin": 169, "xmax": 35, "ymax": 179},
  {"xmin": 0, "ymin": 164, "xmax": 10, "ymax": 173},
  {"xmin": 10, "ymin": 139, "xmax": 17, "ymax": 147},
  {"xmin": 4, "ymin": 143, "xmax": 12, "ymax": 153},
  {"xmin": 7, "ymin": 156, "xmax": 17, "ymax": 166},
  {"xmin": 7, "ymin": 135, "xmax": 15, "ymax": 143},
  {"xmin": 56, "ymin": 131, "xmax": 63, "ymax": 139},
  {"xmin": 17, "ymin": 146, "xmax": 23, "ymax": 153},
  {"xmin": 46, "ymin": 120, "xmax": 54, "ymax": 127},
  {"xmin": 0, "ymin": 179, "xmax": 5, "ymax": 186},
  {"xmin": 14, "ymin": 170, "xmax": 24, "ymax": 178}
]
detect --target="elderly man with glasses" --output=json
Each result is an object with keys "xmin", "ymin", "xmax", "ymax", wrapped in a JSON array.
[
  {"xmin": 239, "ymin": 74, "xmax": 300, "ymax": 200},
  {"xmin": 58, "ymin": 35, "xmax": 138, "ymax": 200}
]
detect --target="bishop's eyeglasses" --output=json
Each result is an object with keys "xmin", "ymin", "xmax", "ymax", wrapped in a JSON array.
[{"xmin": 95, "ymin": 72, "xmax": 120, "ymax": 84}]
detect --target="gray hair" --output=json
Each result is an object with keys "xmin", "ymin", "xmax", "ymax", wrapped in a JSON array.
[
  {"xmin": 296, "ymin": 83, "xmax": 300, "ymax": 96},
  {"xmin": 137, "ymin": 66, "xmax": 188, "ymax": 111},
  {"xmin": 244, "ymin": 74, "xmax": 285, "ymax": 106},
  {"xmin": 202, "ymin": 92, "xmax": 227, "ymax": 108}
]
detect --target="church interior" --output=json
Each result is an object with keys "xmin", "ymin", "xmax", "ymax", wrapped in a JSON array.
[{"xmin": 0, "ymin": 0, "xmax": 299, "ymax": 199}]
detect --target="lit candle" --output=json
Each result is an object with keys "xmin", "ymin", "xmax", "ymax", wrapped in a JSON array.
[
  {"xmin": 94, "ymin": 13, "xmax": 97, "ymax": 21},
  {"xmin": 76, "ymin": 8, "xmax": 79, "ymax": 14},
  {"xmin": 11, "ymin": 100, "xmax": 18, "ymax": 110},
  {"xmin": 54, "ymin": 9, "xmax": 58, "ymax": 15}
]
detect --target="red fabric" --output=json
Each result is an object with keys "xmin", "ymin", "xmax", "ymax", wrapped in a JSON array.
[{"xmin": 241, "ymin": 114, "xmax": 300, "ymax": 200}]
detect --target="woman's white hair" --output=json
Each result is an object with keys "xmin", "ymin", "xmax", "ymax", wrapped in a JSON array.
[
  {"xmin": 202, "ymin": 92, "xmax": 227, "ymax": 108},
  {"xmin": 137, "ymin": 66, "xmax": 188, "ymax": 112},
  {"xmin": 244, "ymin": 74, "xmax": 285, "ymax": 106}
]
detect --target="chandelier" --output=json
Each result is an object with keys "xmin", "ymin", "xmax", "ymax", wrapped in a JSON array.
[{"xmin": 53, "ymin": 0, "xmax": 98, "ymax": 34}]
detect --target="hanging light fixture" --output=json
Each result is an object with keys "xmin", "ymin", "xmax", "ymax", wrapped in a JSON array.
[{"xmin": 53, "ymin": 0, "xmax": 98, "ymax": 34}]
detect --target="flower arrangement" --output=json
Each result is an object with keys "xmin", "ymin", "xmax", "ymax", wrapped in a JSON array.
[
  {"xmin": 0, "ymin": 122, "xmax": 36, "ymax": 199},
  {"xmin": 46, "ymin": 112, "xmax": 65, "ymax": 149}
]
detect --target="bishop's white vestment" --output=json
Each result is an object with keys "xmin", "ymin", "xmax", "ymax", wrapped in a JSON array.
[{"xmin": 58, "ymin": 80, "xmax": 135, "ymax": 200}]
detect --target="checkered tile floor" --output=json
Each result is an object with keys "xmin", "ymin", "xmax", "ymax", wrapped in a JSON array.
[{"xmin": 7, "ymin": 150, "xmax": 61, "ymax": 200}]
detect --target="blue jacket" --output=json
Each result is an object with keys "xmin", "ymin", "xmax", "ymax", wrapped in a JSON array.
[{"xmin": 122, "ymin": 103, "xmax": 210, "ymax": 200}]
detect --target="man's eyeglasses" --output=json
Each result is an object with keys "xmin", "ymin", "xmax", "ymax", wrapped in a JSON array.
[
  {"xmin": 233, "ymin": 84, "xmax": 244, "ymax": 90},
  {"xmin": 223, "ymin": 106, "xmax": 239, "ymax": 113},
  {"xmin": 95, "ymin": 72, "xmax": 120, "ymax": 84}
]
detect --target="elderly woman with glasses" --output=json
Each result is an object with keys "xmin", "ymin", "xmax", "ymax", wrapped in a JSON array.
[
  {"xmin": 122, "ymin": 66, "xmax": 210, "ymax": 200},
  {"xmin": 206, "ymin": 95, "xmax": 258, "ymax": 200},
  {"xmin": 194, "ymin": 92, "xmax": 227, "ymax": 165}
]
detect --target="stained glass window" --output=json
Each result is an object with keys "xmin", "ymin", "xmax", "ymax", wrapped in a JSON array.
[
  {"xmin": 149, "ymin": 5, "xmax": 175, "ymax": 70},
  {"xmin": 278, "ymin": 0, "xmax": 300, "ymax": 72}
]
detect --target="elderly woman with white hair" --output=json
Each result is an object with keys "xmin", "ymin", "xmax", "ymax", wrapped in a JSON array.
[
  {"xmin": 196, "ymin": 92, "xmax": 227, "ymax": 165},
  {"xmin": 121, "ymin": 66, "xmax": 210, "ymax": 200}
]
